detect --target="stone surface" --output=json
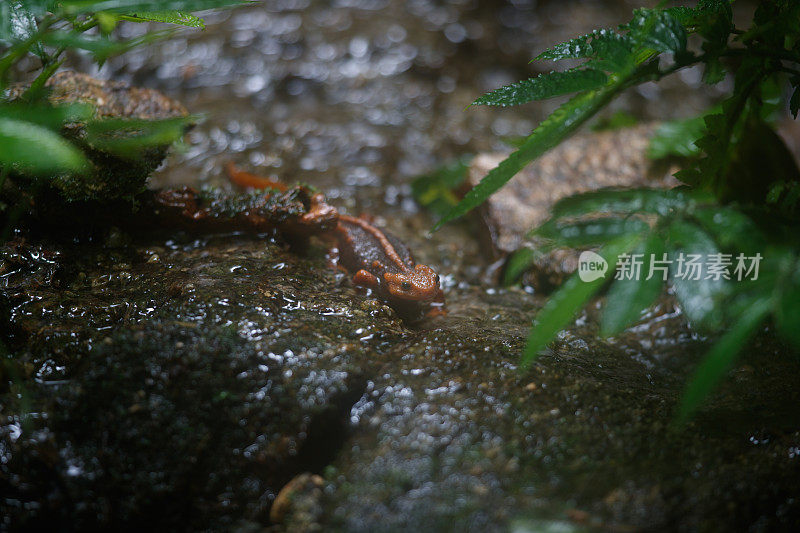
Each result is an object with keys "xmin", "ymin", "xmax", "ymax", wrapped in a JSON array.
[
  {"xmin": 468, "ymin": 124, "xmax": 680, "ymax": 255},
  {"xmin": 465, "ymin": 124, "xmax": 680, "ymax": 289},
  {"xmin": 2, "ymin": 230, "xmax": 800, "ymax": 531}
]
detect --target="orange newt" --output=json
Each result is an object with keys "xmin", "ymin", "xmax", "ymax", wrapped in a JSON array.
[{"xmin": 226, "ymin": 164, "xmax": 445, "ymax": 320}]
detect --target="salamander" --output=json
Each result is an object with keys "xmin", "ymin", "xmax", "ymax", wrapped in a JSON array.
[{"xmin": 226, "ymin": 164, "xmax": 446, "ymax": 320}]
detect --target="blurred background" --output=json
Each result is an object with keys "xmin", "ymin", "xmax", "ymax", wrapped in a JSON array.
[{"xmin": 59, "ymin": 0, "xmax": 747, "ymax": 212}]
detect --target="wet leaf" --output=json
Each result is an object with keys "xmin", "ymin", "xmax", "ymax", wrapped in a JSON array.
[
  {"xmin": 522, "ymin": 232, "xmax": 642, "ymax": 366},
  {"xmin": 435, "ymin": 86, "xmax": 619, "ymax": 229},
  {"xmin": 411, "ymin": 156, "xmax": 472, "ymax": 218},
  {"xmin": 120, "ymin": 10, "xmax": 205, "ymax": 28},
  {"xmin": 503, "ymin": 246, "xmax": 539, "ymax": 285},
  {"xmin": 677, "ymin": 296, "xmax": 771, "ymax": 423},
  {"xmin": 666, "ymin": 219, "xmax": 727, "ymax": 330},
  {"xmin": 546, "ymin": 188, "xmax": 712, "ymax": 221},
  {"xmin": 600, "ymin": 233, "xmax": 665, "ymax": 336},
  {"xmin": 776, "ymin": 262, "xmax": 800, "ymax": 349},
  {"xmin": 56, "ymin": 0, "xmax": 247, "ymax": 15},
  {"xmin": 0, "ymin": 103, "xmax": 94, "ymax": 130},
  {"xmin": 472, "ymin": 68, "xmax": 608, "ymax": 107},
  {"xmin": 648, "ymin": 115, "xmax": 706, "ymax": 158},
  {"xmin": 535, "ymin": 216, "xmax": 649, "ymax": 247},
  {"xmin": 42, "ymin": 29, "xmax": 176, "ymax": 61},
  {"xmin": 84, "ymin": 116, "xmax": 193, "ymax": 158},
  {"xmin": 0, "ymin": 117, "xmax": 88, "ymax": 173},
  {"xmin": 690, "ymin": 206, "xmax": 763, "ymax": 253},
  {"xmin": 624, "ymin": 8, "xmax": 688, "ymax": 55}
]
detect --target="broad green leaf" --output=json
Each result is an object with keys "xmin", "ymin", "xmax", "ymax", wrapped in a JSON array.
[
  {"xmin": 535, "ymin": 32, "xmax": 597, "ymax": 61},
  {"xmin": 42, "ymin": 30, "xmax": 174, "ymax": 60},
  {"xmin": 522, "ymin": 232, "xmax": 642, "ymax": 366},
  {"xmin": 84, "ymin": 116, "xmax": 192, "ymax": 157},
  {"xmin": 411, "ymin": 156, "xmax": 472, "ymax": 218},
  {"xmin": 3, "ymin": 2, "xmax": 47, "ymax": 60},
  {"xmin": 546, "ymin": 188, "xmax": 712, "ymax": 221},
  {"xmin": 535, "ymin": 216, "xmax": 649, "ymax": 247},
  {"xmin": 690, "ymin": 206, "xmax": 762, "ymax": 253},
  {"xmin": 776, "ymin": 266, "xmax": 800, "ymax": 349},
  {"xmin": 600, "ymin": 233, "xmax": 665, "ymax": 336},
  {"xmin": 702, "ymin": 57, "xmax": 726, "ymax": 85},
  {"xmin": 676, "ymin": 296, "xmax": 771, "ymax": 423},
  {"xmin": 56, "ymin": 0, "xmax": 246, "ymax": 15},
  {"xmin": 648, "ymin": 115, "xmax": 706, "ymax": 159},
  {"xmin": 667, "ymin": 219, "xmax": 727, "ymax": 330},
  {"xmin": 0, "ymin": 103, "xmax": 94, "ymax": 130},
  {"xmin": 120, "ymin": 10, "xmax": 205, "ymax": 28},
  {"xmin": 472, "ymin": 69, "xmax": 607, "ymax": 107},
  {"xmin": 435, "ymin": 86, "xmax": 620, "ymax": 229},
  {"xmin": 503, "ymin": 246, "xmax": 539, "ymax": 285},
  {"xmin": 583, "ymin": 30, "xmax": 635, "ymax": 72},
  {"xmin": 0, "ymin": 117, "xmax": 88, "ymax": 173},
  {"xmin": 591, "ymin": 110, "xmax": 638, "ymax": 132},
  {"xmin": 663, "ymin": 6, "xmax": 696, "ymax": 28},
  {"xmin": 624, "ymin": 8, "xmax": 688, "ymax": 55}
]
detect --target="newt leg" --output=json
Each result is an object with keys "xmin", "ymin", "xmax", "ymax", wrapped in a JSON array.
[{"xmin": 352, "ymin": 269, "xmax": 380, "ymax": 290}]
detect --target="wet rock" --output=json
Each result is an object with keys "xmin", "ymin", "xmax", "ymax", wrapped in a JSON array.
[
  {"xmin": 467, "ymin": 124, "xmax": 680, "ymax": 287},
  {"xmin": 9, "ymin": 71, "xmax": 189, "ymax": 202},
  {"xmin": 300, "ymin": 298, "xmax": 800, "ymax": 532},
  {"xmin": 0, "ymin": 232, "xmax": 402, "ymax": 529}
]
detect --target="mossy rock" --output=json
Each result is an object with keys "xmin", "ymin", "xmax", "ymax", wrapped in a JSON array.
[{"xmin": 9, "ymin": 71, "xmax": 190, "ymax": 202}]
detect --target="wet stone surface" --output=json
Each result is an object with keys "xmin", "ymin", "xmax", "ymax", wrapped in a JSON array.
[{"xmin": 3, "ymin": 0, "xmax": 800, "ymax": 531}]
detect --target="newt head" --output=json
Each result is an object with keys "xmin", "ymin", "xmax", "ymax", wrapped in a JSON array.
[{"xmin": 383, "ymin": 264, "xmax": 443, "ymax": 302}]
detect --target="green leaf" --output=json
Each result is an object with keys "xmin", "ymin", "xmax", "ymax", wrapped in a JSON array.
[
  {"xmin": 503, "ymin": 246, "xmax": 539, "ymax": 285},
  {"xmin": 535, "ymin": 32, "xmax": 597, "ymax": 61},
  {"xmin": 624, "ymin": 8, "xmax": 687, "ymax": 55},
  {"xmin": 666, "ymin": 219, "xmax": 727, "ymax": 330},
  {"xmin": 20, "ymin": 58, "xmax": 64, "ymax": 103},
  {"xmin": 702, "ymin": 57, "xmax": 726, "ymax": 85},
  {"xmin": 522, "ymin": 232, "xmax": 643, "ymax": 366},
  {"xmin": 3, "ymin": 2, "xmax": 47, "ymax": 60},
  {"xmin": 0, "ymin": 103, "xmax": 94, "ymax": 130},
  {"xmin": 411, "ymin": 156, "xmax": 472, "ymax": 218},
  {"xmin": 42, "ymin": 29, "xmax": 176, "ymax": 61},
  {"xmin": 435, "ymin": 86, "xmax": 619, "ymax": 229},
  {"xmin": 84, "ymin": 116, "xmax": 192, "ymax": 158},
  {"xmin": 600, "ymin": 233, "xmax": 665, "ymax": 336},
  {"xmin": 0, "ymin": 117, "xmax": 88, "ymax": 173},
  {"xmin": 583, "ymin": 30, "xmax": 635, "ymax": 72},
  {"xmin": 547, "ymin": 188, "xmax": 712, "ymax": 221},
  {"xmin": 690, "ymin": 206, "xmax": 763, "ymax": 253},
  {"xmin": 56, "ymin": 0, "xmax": 247, "ymax": 15},
  {"xmin": 535, "ymin": 216, "xmax": 649, "ymax": 247},
  {"xmin": 591, "ymin": 110, "xmax": 638, "ymax": 132},
  {"xmin": 776, "ymin": 266, "xmax": 800, "ymax": 349},
  {"xmin": 120, "ymin": 10, "xmax": 205, "ymax": 28},
  {"xmin": 676, "ymin": 296, "xmax": 771, "ymax": 424},
  {"xmin": 472, "ymin": 69, "xmax": 608, "ymax": 107},
  {"xmin": 96, "ymin": 11, "xmax": 120, "ymax": 34},
  {"xmin": 648, "ymin": 115, "xmax": 706, "ymax": 159}
]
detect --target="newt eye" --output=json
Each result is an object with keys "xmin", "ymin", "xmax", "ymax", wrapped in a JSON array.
[
  {"xmin": 401, "ymin": 281, "xmax": 412, "ymax": 291},
  {"xmin": 435, "ymin": 275, "xmax": 440, "ymax": 284}
]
